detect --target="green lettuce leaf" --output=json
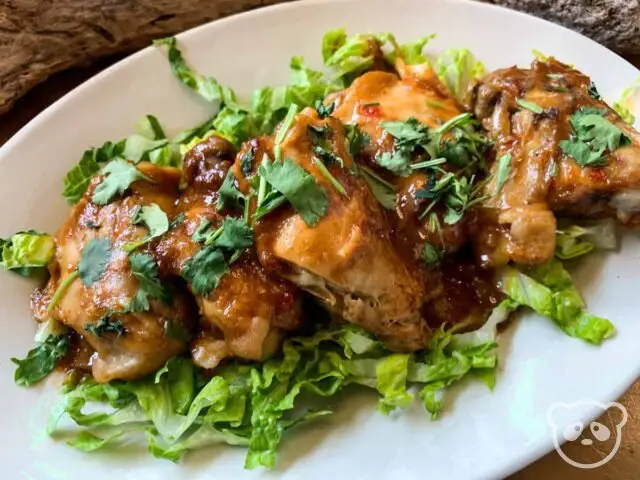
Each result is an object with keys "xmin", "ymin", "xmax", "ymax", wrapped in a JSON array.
[
  {"xmin": 499, "ymin": 260, "xmax": 615, "ymax": 344},
  {"xmin": 613, "ymin": 78, "xmax": 639, "ymax": 125},
  {"xmin": 556, "ymin": 219, "xmax": 617, "ymax": 260},
  {"xmin": 436, "ymin": 48, "xmax": 486, "ymax": 100},
  {"xmin": 1, "ymin": 231, "xmax": 55, "ymax": 274}
]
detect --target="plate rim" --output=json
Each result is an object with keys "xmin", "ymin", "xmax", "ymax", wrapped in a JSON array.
[{"xmin": 1, "ymin": 0, "xmax": 639, "ymax": 478}]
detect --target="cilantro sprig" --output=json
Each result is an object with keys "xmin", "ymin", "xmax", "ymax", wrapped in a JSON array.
[
  {"xmin": 125, "ymin": 204, "xmax": 169, "ymax": 252},
  {"xmin": 560, "ymin": 107, "xmax": 630, "ymax": 167},
  {"xmin": 182, "ymin": 217, "xmax": 254, "ymax": 296},
  {"xmin": 11, "ymin": 335, "xmax": 70, "ymax": 387},
  {"xmin": 85, "ymin": 313, "xmax": 126, "ymax": 337},
  {"xmin": 129, "ymin": 253, "xmax": 171, "ymax": 311},
  {"xmin": 47, "ymin": 237, "xmax": 112, "ymax": 313},
  {"xmin": 92, "ymin": 160, "xmax": 152, "ymax": 205}
]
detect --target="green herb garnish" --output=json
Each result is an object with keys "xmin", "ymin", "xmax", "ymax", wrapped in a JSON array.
[
  {"xmin": 11, "ymin": 335, "xmax": 70, "ymax": 387},
  {"xmin": 560, "ymin": 107, "xmax": 631, "ymax": 167},
  {"xmin": 259, "ymin": 158, "xmax": 329, "ymax": 227},
  {"xmin": 516, "ymin": 99, "xmax": 544, "ymax": 114},
  {"xmin": 129, "ymin": 253, "xmax": 170, "ymax": 311},
  {"xmin": 181, "ymin": 247, "xmax": 229, "ymax": 296},
  {"xmin": 85, "ymin": 313, "xmax": 127, "ymax": 337},
  {"xmin": 494, "ymin": 153, "xmax": 512, "ymax": 196},
  {"xmin": 125, "ymin": 204, "xmax": 169, "ymax": 252},
  {"xmin": 92, "ymin": 160, "xmax": 151, "ymax": 205}
]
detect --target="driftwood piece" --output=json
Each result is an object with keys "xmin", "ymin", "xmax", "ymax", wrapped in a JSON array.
[
  {"xmin": 0, "ymin": 0, "xmax": 293, "ymax": 114},
  {"xmin": 482, "ymin": 0, "xmax": 640, "ymax": 56}
]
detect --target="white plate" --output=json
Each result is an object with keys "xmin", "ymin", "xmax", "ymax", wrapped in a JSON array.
[{"xmin": 1, "ymin": 0, "xmax": 639, "ymax": 478}]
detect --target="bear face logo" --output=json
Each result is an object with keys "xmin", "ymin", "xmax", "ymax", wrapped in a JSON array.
[{"xmin": 547, "ymin": 400, "xmax": 628, "ymax": 469}]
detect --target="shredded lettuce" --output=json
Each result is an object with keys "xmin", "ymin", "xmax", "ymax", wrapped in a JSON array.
[
  {"xmin": 555, "ymin": 219, "xmax": 617, "ymax": 260},
  {"xmin": 436, "ymin": 48, "xmax": 486, "ymax": 100},
  {"xmin": 499, "ymin": 259, "xmax": 615, "ymax": 345},
  {"xmin": 48, "ymin": 324, "xmax": 498, "ymax": 468},
  {"xmin": 613, "ymin": 78, "xmax": 640, "ymax": 125},
  {"xmin": 0, "ymin": 230, "xmax": 55, "ymax": 275}
]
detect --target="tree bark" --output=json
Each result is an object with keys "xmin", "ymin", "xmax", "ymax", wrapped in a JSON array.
[{"xmin": 0, "ymin": 0, "xmax": 293, "ymax": 114}]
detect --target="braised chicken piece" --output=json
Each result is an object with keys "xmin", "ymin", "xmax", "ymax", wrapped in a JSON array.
[
  {"xmin": 232, "ymin": 109, "xmax": 429, "ymax": 351},
  {"xmin": 330, "ymin": 64, "xmax": 501, "ymax": 331},
  {"xmin": 156, "ymin": 135, "xmax": 302, "ymax": 369},
  {"xmin": 40, "ymin": 163, "xmax": 197, "ymax": 383},
  {"xmin": 469, "ymin": 58, "xmax": 640, "ymax": 266}
]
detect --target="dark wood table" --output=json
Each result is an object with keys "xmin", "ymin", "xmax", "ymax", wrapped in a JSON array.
[{"xmin": 1, "ymin": 55, "xmax": 638, "ymax": 479}]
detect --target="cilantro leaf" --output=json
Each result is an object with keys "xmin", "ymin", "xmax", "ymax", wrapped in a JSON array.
[
  {"xmin": 588, "ymin": 82, "xmax": 602, "ymax": 100},
  {"xmin": 360, "ymin": 165, "xmax": 396, "ymax": 210},
  {"xmin": 217, "ymin": 171, "xmax": 245, "ymax": 212},
  {"xmin": 129, "ymin": 253, "xmax": 170, "ymax": 311},
  {"xmin": 92, "ymin": 160, "xmax": 151, "ymax": 205},
  {"xmin": 169, "ymin": 214, "xmax": 186, "ymax": 230},
  {"xmin": 259, "ymin": 158, "xmax": 329, "ymax": 227},
  {"xmin": 78, "ymin": 238, "xmax": 111, "ymax": 286},
  {"xmin": 240, "ymin": 148, "xmax": 255, "ymax": 178},
  {"xmin": 181, "ymin": 247, "xmax": 229, "ymax": 296},
  {"xmin": 315, "ymin": 100, "xmax": 335, "ymax": 119},
  {"xmin": 375, "ymin": 151, "xmax": 412, "ymax": 177},
  {"xmin": 11, "ymin": 335, "xmax": 70, "ymax": 387},
  {"xmin": 494, "ymin": 153, "xmax": 512, "ymax": 196},
  {"xmin": 343, "ymin": 125, "xmax": 370, "ymax": 158},
  {"xmin": 560, "ymin": 107, "xmax": 630, "ymax": 167},
  {"xmin": 125, "ymin": 204, "xmax": 169, "ymax": 252},
  {"xmin": 85, "ymin": 313, "xmax": 126, "ymax": 337},
  {"xmin": 422, "ymin": 243, "xmax": 442, "ymax": 266},
  {"xmin": 208, "ymin": 218, "xmax": 253, "ymax": 250}
]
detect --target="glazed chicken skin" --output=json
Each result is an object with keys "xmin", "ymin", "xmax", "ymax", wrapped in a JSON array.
[
  {"xmin": 156, "ymin": 135, "xmax": 302, "ymax": 369},
  {"xmin": 40, "ymin": 163, "xmax": 197, "ymax": 383},
  {"xmin": 232, "ymin": 109, "xmax": 429, "ymax": 351},
  {"xmin": 469, "ymin": 58, "xmax": 640, "ymax": 266},
  {"xmin": 329, "ymin": 63, "xmax": 501, "ymax": 331}
]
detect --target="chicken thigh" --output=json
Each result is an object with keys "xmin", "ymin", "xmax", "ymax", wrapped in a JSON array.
[{"xmin": 43, "ymin": 163, "xmax": 196, "ymax": 383}]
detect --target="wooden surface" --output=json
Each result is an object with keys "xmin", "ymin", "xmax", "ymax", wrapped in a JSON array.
[{"xmin": 1, "ymin": 46, "xmax": 639, "ymax": 480}]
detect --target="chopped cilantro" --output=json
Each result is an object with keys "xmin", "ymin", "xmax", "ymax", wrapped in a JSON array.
[
  {"xmin": 494, "ymin": 153, "xmax": 512, "ymax": 196},
  {"xmin": 588, "ymin": 82, "xmax": 602, "ymax": 101},
  {"xmin": 274, "ymin": 104, "xmax": 299, "ymax": 162},
  {"xmin": 85, "ymin": 313, "xmax": 126, "ymax": 337},
  {"xmin": 240, "ymin": 148, "xmax": 255, "ymax": 178},
  {"xmin": 421, "ymin": 243, "xmax": 442, "ymax": 266},
  {"xmin": 129, "ymin": 253, "xmax": 170, "ymax": 311},
  {"xmin": 217, "ymin": 171, "xmax": 245, "ymax": 212},
  {"xmin": 92, "ymin": 159, "xmax": 151, "ymax": 205},
  {"xmin": 360, "ymin": 165, "xmax": 396, "ymax": 210},
  {"xmin": 344, "ymin": 124, "xmax": 371, "ymax": 157},
  {"xmin": 169, "ymin": 214, "xmax": 186, "ymax": 229},
  {"xmin": 208, "ymin": 218, "xmax": 253, "ymax": 250},
  {"xmin": 259, "ymin": 158, "xmax": 329, "ymax": 227},
  {"xmin": 516, "ymin": 99, "xmax": 544, "ymax": 114},
  {"xmin": 315, "ymin": 100, "xmax": 335, "ymax": 119},
  {"xmin": 375, "ymin": 151, "xmax": 412, "ymax": 177},
  {"xmin": 78, "ymin": 238, "xmax": 111, "ymax": 286},
  {"xmin": 181, "ymin": 246, "xmax": 229, "ymax": 296},
  {"xmin": 125, "ymin": 204, "xmax": 169, "ymax": 252},
  {"xmin": 560, "ymin": 107, "xmax": 630, "ymax": 167},
  {"xmin": 11, "ymin": 335, "xmax": 70, "ymax": 387},
  {"xmin": 311, "ymin": 157, "xmax": 349, "ymax": 199}
]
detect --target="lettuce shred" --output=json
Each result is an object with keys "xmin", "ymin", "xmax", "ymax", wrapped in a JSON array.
[
  {"xmin": 48, "ymin": 324, "xmax": 499, "ymax": 468},
  {"xmin": 498, "ymin": 259, "xmax": 615, "ymax": 345}
]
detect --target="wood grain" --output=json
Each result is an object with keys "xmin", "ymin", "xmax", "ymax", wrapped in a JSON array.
[{"xmin": 0, "ymin": 0, "xmax": 292, "ymax": 114}]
